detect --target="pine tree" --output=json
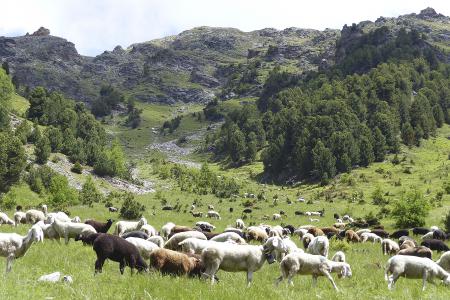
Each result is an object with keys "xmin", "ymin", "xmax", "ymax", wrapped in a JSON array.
[
  {"xmin": 35, "ymin": 134, "xmax": 51, "ymax": 164},
  {"xmin": 373, "ymin": 127, "xmax": 387, "ymax": 162}
]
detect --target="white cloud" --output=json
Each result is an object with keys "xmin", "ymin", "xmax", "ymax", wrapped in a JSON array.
[{"xmin": 1, "ymin": 0, "xmax": 448, "ymax": 56}]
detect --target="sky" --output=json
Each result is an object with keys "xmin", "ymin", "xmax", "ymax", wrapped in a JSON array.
[{"xmin": 1, "ymin": 0, "xmax": 449, "ymax": 56}]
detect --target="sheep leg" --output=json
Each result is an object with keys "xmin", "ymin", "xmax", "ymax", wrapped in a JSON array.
[
  {"xmin": 422, "ymin": 269, "xmax": 428, "ymax": 291},
  {"xmin": 64, "ymin": 233, "xmax": 69, "ymax": 245},
  {"xmin": 274, "ymin": 275, "xmax": 284, "ymax": 287},
  {"xmin": 246, "ymin": 271, "xmax": 253, "ymax": 287},
  {"xmin": 95, "ymin": 257, "xmax": 105, "ymax": 274},
  {"xmin": 388, "ymin": 273, "xmax": 400, "ymax": 290},
  {"xmin": 323, "ymin": 270, "xmax": 339, "ymax": 291},
  {"xmin": 6, "ymin": 254, "xmax": 14, "ymax": 273},
  {"xmin": 312, "ymin": 275, "xmax": 318, "ymax": 287},
  {"xmin": 119, "ymin": 259, "xmax": 126, "ymax": 275}
]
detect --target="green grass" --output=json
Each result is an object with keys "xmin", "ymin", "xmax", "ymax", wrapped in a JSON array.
[{"xmin": 10, "ymin": 93, "xmax": 30, "ymax": 117}]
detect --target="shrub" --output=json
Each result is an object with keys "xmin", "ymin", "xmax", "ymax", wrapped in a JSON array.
[
  {"xmin": 48, "ymin": 175, "xmax": 79, "ymax": 210},
  {"xmin": 371, "ymin": 187, "xmax": 388, "ymax": 206},
  {"xmin": 444, "ymin": 210, "xmax": 450, "ymax": 233},
  {"xmin": 119, "ymin": 192, "xmax": 145, "ymax": 219},
  {"xmin": 0, "ymin": 189, "xmax": 17, "ymax": 210},
  {"xmin": 330, "ymin": 239, "xmax": 350, "ymax": 252},
  {"xmin": 71, "ymin": 162, "xmax": 83, "ymax": 174},
  {"xmin": 391, "ymin": 189, "xmax": 430, "ymax": 228},
  {"xmin": 79, "ymin": 176, "xmax": 103, "ymax": 207}
]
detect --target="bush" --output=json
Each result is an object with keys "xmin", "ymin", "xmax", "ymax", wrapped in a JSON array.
[
  {"xmin": 371, "ymin": 187, "xmax": 388, "ymax": 206},
  {"xmin": 330, "ymin": 239, "xmax": 350, "ymax": 252},
  {"xmin": 71, "ymin": 162, "xmax": 83, "ymax": 174},
  {"xmin": 48, "ymin": 175, "xmax": 79, "ymax": 210},
  {"xmin": 391, "ymin": 189, "xmax": 430, "ymax": 228},
  {"xmin": 444, "ymin": 210, "xmax": 450, "ymax": 233},
  {"xmin": 79, "ymin": 176, "xmax": 103, "ymax": 207},
  {"xmin": 119, "ymin": 192, "xmax": 145, "ymax": 219},
  {"xmin": 0, "ymin": 189, "xmax": 17, "ymax": 210}
]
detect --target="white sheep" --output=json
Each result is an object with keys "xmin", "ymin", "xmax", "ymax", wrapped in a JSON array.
[
  {"xmin": 275, "ymin": 252, "xmax": 349, "ymax": 290},
  {"xmin": 331, "ymin": 251, "xmax": 346, "ymax": 262},
  {"xmin": 309, "ymin": 218, "xmax": 320, "ymax": 222},
  {"xmin": 13, "ymin": 211, "xmax": 26, "ymax": 226},
  {"xmin": 360, "ymin": 232, "xmax": 382, "ymax": 243},
  {"xmin": 114, "ymin": 217, "xmax": 147, "ymax": 236},
  {"xmin": 201, "ymin": 243, "xmax": 275, "ymax": 286},
  {"xmin": 25, "ymin": 209, "xmax": 46, "ymax": 224},
  {"xmin": 141, "ymin": 224, "xmax": 158, "ymax": 237},
  {"xmin": 355, "ymin": 229, "xmax": 371, "ymax": 236},
  {"xmin": 50, "ymin": 218, "xmax": 96, "ymax": 244},
  {"xmin": 436, "ymin": 251, "xmax": 450, "ymax": 272},
  {"xmin": 161, "ymin": 222, "xmax": 176, "ymax": 239},
  {"xmin": 421, "ymin": 232, "xmax": 434, "ymax": 240},
  {"xmin": 263, "ymin": 236, "xmax": 303, "ymax": 262},
  {"xmin": 179, "ymin": 237, "xmax": 235, "ymax": 254},
  {"xmin": 272, "ymin": 213, "xmax": 282, "ymax": 220},
  {"xmin": 0, "ymin": 224, "xmax": 44, "ymax": 272},
  {"xmin": 294, "ymin": 228, "xmax": 308, "ymax": 238},
  {"xmin": 210, "ymin": 232, "xmax": 246, "ymax": 244},
  {"xmin": 247, "ymin": 226, "xmax": 268, "ymax": 242},
  {"xmin": 382, "ymin": 239, "xmax": 400, "ymax": 255},
  {"xmin": 195, "ymin": 221, "xmax": 216, "ymax": 231},
  {"xmin": 207, "ymin": 210, "xmax": 221, "ymax": 220},
  {"xmin": 269, "ymin": 225, "xmax": 284, "ymax": 237},
  {"xmin": 430, "ymin": 226, "xmax": 439, "ymax": 231},
  {"xmin": 71, "ymin": 216, "xmax": 81, "ymax": 223},
  {"xmin": 306, "ymin": 236, "xmax": 329, "ymax": 258},
  {"xmin": 301, "ymin": 233, "xmax": 315, "ymax": 249},
  {"xmin": 235, "ymin": 219, "xmax": 245, "ymax": 229},
  {"xmin": 164, "ymin": 231, "xmax": 207, "ymax": 250},
  {"xmin": 0, "ymin": 212, "xmax": 15, "ymax": 226},
  {"xmin": 298, "ymin": 225, "xmax": 315, "ymax": 230},
  {"xmin": 125, "ymin": 237, "xmax": 160, "ymax": 260},
  {"xmin": 35, "ymin": 221, "xmax": 60, "ymax": 241},
  {"xmin": 385, "ymin": 255, "xmax": 450, "ymax": 290},
  {"xmin": 46, "ymin": 212, "xmax": 71, "ymax": 223},
  {"xmin": 147, "ymin": 236, "xmax": 165, "ymax": 248},
  {"xmin": 208, "ymin": 205, "xmax": 215, "ymax": 210}
]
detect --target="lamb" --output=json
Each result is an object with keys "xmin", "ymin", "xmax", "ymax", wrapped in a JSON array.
[
  {"xmin": 307, "ymin": 227, "xmax": 325, "ymax": 237},
  {"xmin": 400, "ymin": 240, "xmax": 417, "ymax": 250},
  {"xmin": 235, "ymin": 219, "xmax": 245, "ymax": 229},
  {"xmin": 224, "ymin": 228, "xmax": 247, "ymax": 240},
  {"xmin": 331, "ymin": 251, "xmax": 346, "ymax": 262},
  {"xmin": 140, "ymin": 224, "xmax": 158, "ymax": 236},
  {"xmin": 436, "ymin": 251, "xmax": 450, "ymax": 272},
  {"xmin": 201, "ymin": 243, "xmax": 275, "ymax": 286},
  {"xmin": 320, "ymin": 227, "xmax": 340, "ymax": 235},
  {"xmin": 168, "ymin": 225, "xmax": 193, "ymax": 237},
  {"xmin": 150, "ymin": 248, "xmax": 208, "ymax": 278},
  {"xmin": 399, "ymin": 236, "xmax": 417, "ymax": 247},
  {"xmin": 385, "ymin": 255, "xmax": 450, "ymax": 290},
  {"xmin": 306, "ymin": 236, "xmax": 329, "ymax": 258},
  {"xmin": 333, "ymin": 222, "xmax": 346, "ymax": 229},
  {"xmin": 93, "ymin": 234, "xmax": 148, "ymax": 275},
  {"xmin": 13, "ymin": 211, "xmax": 26, "ymax": 226},
  {"xmin": 275, "ymin": 252, "xmax": 349, "ymax": 290},
  {"xmin": 195, "ymin": 221, "xmax": 216, "ymax": 232},
  {"xmin": 263, "ymin": 236, "xmax": 303, "ymax": 262},
  {"xmin": 421, "ymin": 239, "xmax": 450, "ymax": 252},
  {"xmin": 147, "ymin": 236, "xmax": 165, "ymax": 248},
  {"xmin": 0, "ymin": 224, "xmax": 44, "ymax": 272},
  {"xmin": 114, "ymin": 217, "xmax": 147, "ymax": 236},
  {"xmin": 210, "ymin": 232, "xmax": 246, "ymax": 244},
  {"xmin": 272, "ymin": 213, "xmax": 282, "ymax": 220},
  {"xmin": 25, "ymin": 207, "xmax": 46, "ymax": 224},
  {"xmin": 108, "ymin": 206, "xmax": 118, "ymax": 212},
  {"xmin": 247, "ymin": 226, "xmax": 268, "ymax": 243},
  {"xmin": 360, "ymin": 232, "xmax": 382, "ymax": 243},
  {"xmin": 161, "ymin": 222, "xmax": 176, "ymax": 239},
  {"xmin": 293, "ymin": 228, "xmax": 308, "ymax": 238},
  {"xmin": 269, "ymin": 225, "xmax": 284, "ymax": 237},
  {"xmin": 397, "ymin": 246, "xmax": 432, "ymax": 259},
  {"xmin": 51, "ymin": 218, "xmax": 97, "ymax": 244},
  {"xmin": 121, "ymin": 231, "xmax": 149, "ymax": 240},
  {"xmin": 302, "ymin": 233, "xmax": 315, "ymax": 249},
  {"xmin": 390, "ymin": 229, "xmax": 409, "ymax": 239},
  {"xmin": 125, "ymin": 237, "xmax": 160, "ymax": 260},
  {"xmin": 208, "ymin": 205, "xmax": 215, "ymax": 210},
  {"xmin": 35, "ymin": 221, "xmax": 60, "ymax": 241},
  {"xmin": 345, "ymin": 230, "xmax": 360, "ymax": 243},
  {"xmin": 164, "ymin": 231, "xmax": 207, "ymax": 250},
  {"xmin": 356, "ymin": 229, "xmax": 371, "ymax": 236},
  {"xmin": 190, "ymin": 211, "xmax": 203, "ymax": 218},
  {"xmin": 382, "ymin": 239, "xmax": 400, "ymax": 255},
  {"xmin": 84, "ymin": 219, "xmax": 114, "ymax": 233},
  {"xmin": 207, "ymin": 210, "xmax": 221, "ymax": 220},
  {"xmin": 0, "ymin": 212, "xmax": 15, "ymax": 226}
]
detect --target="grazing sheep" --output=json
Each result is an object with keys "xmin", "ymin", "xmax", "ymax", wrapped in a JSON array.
[
  {"xmin": 356, "ymin": 229, "xmax": 371, "ymax": 236},
  {"xmin": 71, "ymin": 216, "xmax": 81, "ymax": 223},
  {"xmin": 224, "ymin": 228, "xmax": 246, "ymax": 240},
  {"xmin": 168, "ymin": 225, "xmax": 193, "ymax": 238},
  {"xmin": 161, "ymin": 222, "xmax": 176, "ymax": 239},
  {"xmin": 382, "ymin": 239, "xmax": 400, "ymax": 255},
  {"xmin": 190, "ymin": 211, "xmax": 203, "ymax": 218},
  {"xmin": 272, "ymin": 213, "xmax": 282, "ymax": 221},
  {"xmin": 147, "ymin": 236, "xmax": 164, "ymax": 248},
  {"xmin": 84, "ymin": 219, "xmax": 114, "ymax": 233},
  {"xmin": 51, "ymin": 218, "xmax": 97, "ymax": 244},
  {"xmin": 333, "ymin": 223, "xmax": 346, "ymax": 229},
  {"xmin": 121, "ymin": 231, "xmax": 149, "ymax": 240},
  {"xmin": 399, "ymin": 236, "xmax": 417, "ymax": 246},
  {"xmin": 331, "ymin": 251, "xmax": 346, "ymax": 262},
  {"xmin": 385, "ymin": 255, "xmax": 450, "ymax": 290},
  {"xmin": 114, "ymin": 217, "xmax": 147, "ymax": 237},
  {"xmin": 247, "ymin": 226, "xmax": 268, "ymax": 243},
  {"xmin": 108, "ymin": 206, "xmax": 118, "ymax": 212},
  {"xmin": 150, "ymin": 248, "xmax": 207, "ymax": 278},
  {"xmin": 345, "ymin": 230, "xmax": 360, "ymax": 243},
  {"xmin": 397, "ymin": 246, "xmax": 433, "ymax": 259},
  {"xmin": 421, "ymin": 239, "xmax": 450, "ymax": 252},
  {"xmin": 140, "ymin": 224, "xmax": 158, "ymax": 237},
  {"xmin": 93, "ymin": 234, "xmax": 148, "ymax": 275},
  {"xmin": 76, "ymin": 233, "xmax": 104, "ymax": 245},
  {"xmin": 275, "ymin": 252, "xmax": 347, "ymax": 290},
  {"xmin": 164, "ymin": 231, "xmax": 207, "ymax": 250},
  {"xmin": 306, "ymin": 236, "xmax": 329, "ymax": 258},
  {"xmin": 268, "ymin": 226, "xmax": 284, "ymax": 238},
  {"xmin": 46, "ymin": 212, "xmax": 71, "ymax": 223},
  {"xmin": 0, "ymin": 212, "xmax": 15, "ymax": 226},
  {"xmin": 283, "ymin": 225, "xmax": 295, "ymax": 235},
  {"xmin": 371, "ymin": 229, "xmax": 389, "ymax": 238},
  {"xmin": 430, "ymin": 226, "xmax": 439, "ymax": 232},
  {"xmin": 201, "ymin": 243, "xmax": 275, "ymax": 286},
  {"xmin": 0, "ymin": 224, "xmax": 44, "ymax": 272},
  {"xmin": 25, "ymin": 209, "xmax": 46, "ymax": 224},
  {"xmin": 436, "ymin": 251, "xmax": 450, "ymax": 272},
  {"xmin": 210, "ymin": 232, "xmax": 246, "ymax": 244},
  {"xmin": 412, "ymin": 227, "xmax": 430, "ymax": 235},
  {"xmin": 179, "ymin": 238, "xmax": 235, "ymax": 255},
  {"xmin": 235, "ymin": 219, "xmax": 245, "ymax": 229},
  {"xmin": 208, "ymin": 205, "xmax": 215, "ymax": 210},
  {"xmin": 195, "ymin": 221, "xmax": 216, "ymax": 232},
  {"xmin": 391, "ymin": 229, "xmax": 409, "ymax": 239},
  {"xmin": 13, "ymin": 211, "xmax": 26, "ymax": 226},
  {"xmin": 307, "ymin": 227, "xmax": 324, "ymax": 237},
  {"xmin": 263, "ymin": 236, "xmax": 303, "ymax": 262},
  {"xmin": 360, "ymin": 232, "xmax": 382, "ymax": 243},
  {"xmin": 320, "ymin": 227, "xmax": 339, "ymax": 235},
  {"xmin": 207, "ymin": 210, "xmax": 221, "ymax": 220},
  {"xmin": 433, "ymin": 230, "xmax": 446, "ymax": 241},
  {"xmin": 294, "ymin": 228, "xmax": 308, "ymax": 239},
  {"xmin": 125, "ymin": 237, "xmax": 159, "ymax": 260},
  {"xmin": 35, "ymin": 221, "xmax": 60, "ymax": 241},
  {"xmin": 302, "ymin": 233, "xmax": 315, "ymax": 249},
  {"xmin": 421, "ymin": 232, "xmax": 434, "ymax": 240},
  {"xmin": 400, "ymin": 240, "xmax": 416, "ymax": 250}
]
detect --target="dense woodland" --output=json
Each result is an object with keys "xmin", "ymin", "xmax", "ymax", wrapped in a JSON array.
[{"xmin": 206, "ymin": 27, "xmax": 450, "ymax": 183}]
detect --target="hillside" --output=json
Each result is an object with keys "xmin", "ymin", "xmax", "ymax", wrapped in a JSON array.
[{"xmin": 1, "ymin": 8, "xmax": 448, "ymax": 105}]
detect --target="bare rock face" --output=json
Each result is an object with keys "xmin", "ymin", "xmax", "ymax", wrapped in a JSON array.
[{"xmin": 31, "ymin": 27, "xmax": 50, "ymax": 36}]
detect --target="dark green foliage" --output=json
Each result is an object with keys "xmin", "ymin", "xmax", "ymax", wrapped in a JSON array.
[
  {"xmin": 371, "ymin": 187, "xmax": 388, "ymax": 205},
  {"xmin": 119, "ymin": 192, "xmax": 145, "ymax": 219},
  {"xmin": 0, "ymin": 68, "xmax": 13, "ymax": 130},
  {"xmin": 444, "ymin": 210, "xmax": 450, "ymax": 233},
  {"xmin": 0, "ymin": 189, "xmax": 17, "ymax": 210},
  {"xmin": 79, "ymin": 176, "xmax": 103, "ymax": 207},
  {"xmin": 27, "ymin": 165, "xmax": 57, "ymax": 194},
  {"xmin": 48, "ymin": 175, "xmax": 78, "ymax": 209},
  {"xmin": 34, "ymin": 134, "xmax": 51, "ymax": 164},
  {"xmin": 391, "ymin": 190, "xmax": 430, "ymax": 228},
  {"xmin": 162, "ymin": 116, "xmax": 182, "ymax": 133},
  {"xmin": 0, "ymin": 132, "xmax": 26, "ymax": 193},
  {"xmin": 312, "ymin": 140, "xmax": 336, "ymax": 180},
  {"xmin": 91, "ymin": 85, "xmax": 125, "ymax": 117},
  {"xmin": 15, "ymin": 121, "xmax": 32, "ymax": 144},
  {"xmin": 71, "ymin": 162, "xmax": 83, "ymax": 174},
  {"xmin": 93, "ymin": 140, "xmax": 127, "ymax": 178}
]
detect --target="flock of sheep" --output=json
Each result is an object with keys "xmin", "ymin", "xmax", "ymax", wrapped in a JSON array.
[{"xmin": 1, "ymin": 204, "xmax": 450, "ymax": 292}]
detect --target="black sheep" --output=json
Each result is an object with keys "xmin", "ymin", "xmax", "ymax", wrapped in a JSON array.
[
  {"xmin": 283, "ymin": 225, "xmax": 295, "ymax": 235},
  {"xmin": 242, "ymin": 208, "xmax": 252, "ymax": 214},
  {"xmin": 390, "ymin": 229, "xmax": 409, "ymax": 239},
  {"xmin": 294, "ymin": 211, "xmax": 304, "ymax": 216},
  {"xmin": 85, "ymin": 219, "xmax": 114, "ymax": 233},
  {"xmin": 93, "ymin": 234, "xmax": 148, "ymax": 274},
  {"xmin": 433, "ymin": 230, "xmax": 446, "ymax": 241},
  {"xmin": 412, "ymin": 227, "xmax": 430, "ymax": 235},
  {"xmin": 371, "ymin": 229, "xmax": 389, "ymax": 238},
  {"xmin": 76, "ymin": 232, "xmax": 104, "ymax": 245},
  {"xmin": 121, "ymin": 231, "xmax": 149, "ymax": 240},
  {"xmin": 333, "ymin": 213, "xmax": 340, "ymax": 220},
  {"xmin": 421, "ymin": 239, "xmax": 450, "ymax": 252}
]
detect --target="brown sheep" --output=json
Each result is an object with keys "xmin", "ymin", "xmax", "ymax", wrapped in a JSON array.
[
  {"xmin": 345, "ymin": 230, "xmax": 360, "ymax": 243},
  {"xmin": 400, "ymin": 240, "xmax": 416, "ymax": 250},
  {"xmin": 247, "ymin": 227, "xmax": 268, "ymax": 243},
  {"xmin": 307, "ymin": 227, "xmax": 325, "ymax": 237},
  {"xmin": 320, "ymin": 227, "xmax": 340, "ymax": 235},
  {"xmin": 149, "ymin": 248, "xmax": 206, "ymax": 277},
  {"xmin": 397, "ymin": 246, "xmax": 432, "ymax": 259},
  {"xmin": 167, "ymin": 226, "xmax": 193, "ymax": 239}
]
